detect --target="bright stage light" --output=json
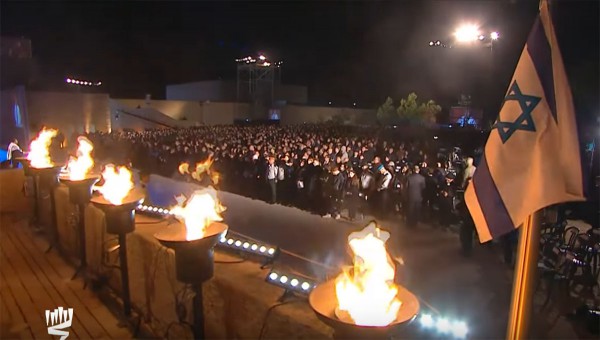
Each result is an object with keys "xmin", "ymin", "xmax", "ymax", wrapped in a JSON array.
[
  {"xmin": 265, "ymin": 269, "xmax": 317, "ymax": 296},
  {"xmin": 429, "ymin": 41, "xmax": 434, "ymax": 46},
  {"xmin": 454, "ymin": 24, "xmax": 480, "ymax": 42},
  {"xmin": 259, "ymin": 55, "xmax": 266, "ymax": 61},
  {"xmin": 490, "ymin": 31, "xmax": 499, "ymax": 40},
  {"xmin": 478, "ymin": 35, "xmax": 485, "ymax": 41}
]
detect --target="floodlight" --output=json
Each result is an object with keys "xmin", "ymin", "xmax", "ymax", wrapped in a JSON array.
[{"xmin": 454, "ymin": 24, "xmax": 480, "ymax": 43}]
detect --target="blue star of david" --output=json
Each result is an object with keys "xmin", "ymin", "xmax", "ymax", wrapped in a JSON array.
[{"xmin": 493, "ymin": 81, "xmax": 541, "ymax": 144}]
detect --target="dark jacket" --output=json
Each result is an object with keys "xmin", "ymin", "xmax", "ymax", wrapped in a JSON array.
[{"xmin": 406, "ymin": 173, "xmax": 426, "ymax": 203}]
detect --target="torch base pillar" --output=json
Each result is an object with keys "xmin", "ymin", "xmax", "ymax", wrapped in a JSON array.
[
  {"xmin": 174, "ymin": 244, "xmax": 215, "ymax": 284},
  {"xmin": 192, "ymin": 285, "xmax": 205, "ymax": 339}
]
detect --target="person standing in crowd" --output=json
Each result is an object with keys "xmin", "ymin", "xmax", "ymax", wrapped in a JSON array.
[
  {"xmin": 324, "ymin": 166, "xmax": 345, "ymax": 219},
  {"xmin": 406, "ymin": 165, "xmax": 426, "ymax": 228},
  {"xmin": 359, "ymin": 163, "xmax": 375, "ymax": 216},
  {"xmin": 344, "ymin": 168, "xmax": 361, "ymax": 220},
  {"xmin": 7, "ymin": 138, "xmax": 23, "ymax": 168},
  {"xmin": 276, "ymin": 155, "xmax": 288, "ymax": 204},
  {"xmin": 375, "ymin": 164, "xmax": 393, "ymax": 219},
  {"xmin": 308, "ymin": 159, "xmax": 324, "ymax": 213},
  {"xmin": 461, "ymin": 157, "xmax": 477, "ymax": 189},
  {"xmin": 438, "ymin": 173, "xmax": 457, "ymax": 228},
  {"xmin": 266, "ymin": 155, "xmax": 279, "ymax": 203}
]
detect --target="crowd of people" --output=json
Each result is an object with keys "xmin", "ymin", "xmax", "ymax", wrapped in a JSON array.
[
  {"xmin": 5, "ymin": 122, "xmax": 596, "ymax": 263},
  {"xmin": 87, "ymin": 125, "xmax": 485, "ymax": 249}
]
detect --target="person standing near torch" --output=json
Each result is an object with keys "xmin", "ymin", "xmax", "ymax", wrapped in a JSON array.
[
  {"xmin": 7, "ymin": 138, "xmax": 23, "ymax": 168},
  {"xmin": 265, "ymin": 155, "xmax": 279, "ymax": 203}
]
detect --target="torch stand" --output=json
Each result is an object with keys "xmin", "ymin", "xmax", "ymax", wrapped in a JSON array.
[
  {"xmin": 91, "ymin": 191, "xmax": 145, "ymax": 317},
  {"xmin": 18, "ymin": 160, "xmax": 38, "ymax": 226},
  {"xmin": 308, "ymin": 280, "xmax": 420, "ymax": 339},
  {"xmin": 59, "ymin": 176, "xmax": 100, "ymax": 287},
  {"xmin": 155, "ymin": 222, "xmax": 228, "ymax": 339},
  {"xmin": 28, "ymin": 165, "xmax": 63, "ymax": 252}
]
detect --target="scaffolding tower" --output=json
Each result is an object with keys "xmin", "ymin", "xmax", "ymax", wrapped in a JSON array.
[{"xmin": 236, "ymin": 56, "xmax": 282, "ymax": 120}]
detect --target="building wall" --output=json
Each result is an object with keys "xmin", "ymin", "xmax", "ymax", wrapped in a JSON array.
[
  {"xmin": 280, "ymin": 105, "xmax": 376, "ymax": 125},
  {"xmin": 111, "ymin": 98, "xmax": 250, "ymax": 127},
  {"xmin": 26, "ymin": 91, "xmax": 110, "ymax": 137},
  {"xmin": 114, "ymin": 98, "xmax": 204, "ymax": 121},
  {"xmin": 109, "ymin": 99, "xmax": 180, "ymax": 131},
  {"xmin": 201, "ymin": 102, "xmax": 250, "ymax": 125}
]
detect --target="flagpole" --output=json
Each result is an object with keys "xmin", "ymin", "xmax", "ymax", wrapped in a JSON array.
[{"xmin": 506, "ymin": 211, "xmax": 541, "ymax": 340}]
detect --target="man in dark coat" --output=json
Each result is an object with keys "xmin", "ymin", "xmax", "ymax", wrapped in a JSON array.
[{"xmin": 406, "ymin": 165, "xmax": 426, "ymax": 227}]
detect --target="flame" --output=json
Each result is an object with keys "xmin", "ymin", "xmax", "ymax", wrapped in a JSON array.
[
  {"xmin": 178, "ymin": 156, "xmax": 220, "ymax": 185},
  {"xmin": 170, "ymin": 187, "xmax": 225, "ymax": 241},
  {"xmin": 178, "ymin": 162, "xmax": 190, "ymax": 175},
  {"xmin": 97, "ymin": 164, "xmax": 134, "ymax": 205},
  {"xmin": 66, "ymin": 136, "xmax": 94, "ymax": 180},
  {"xmin": 27, "ymin": 128, "xmax": 58, "ymax": 168},
  {"xmin": 335, "ymin": 222, "xmax": 402, "ymax": 326}
]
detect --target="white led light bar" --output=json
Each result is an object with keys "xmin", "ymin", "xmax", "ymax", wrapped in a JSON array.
[
  {"xmin": 136, "ymin": 204, "xmax": 174, "ymax": 216},
  {"xmin": 418, "ymin": 313, "xmax": 469, "ymax": 338},
  {"xmin": 264, "ymin": 269, "xmax": 317, "ymax": 296},
  {"xmin": 218, "ymin": 233, "xmax": 279, "ymax": 259}
]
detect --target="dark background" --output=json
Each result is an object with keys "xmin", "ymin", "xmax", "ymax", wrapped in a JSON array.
[{"xmin": 1, "ymin": 0, "xmax": 598, "ymax": 126}]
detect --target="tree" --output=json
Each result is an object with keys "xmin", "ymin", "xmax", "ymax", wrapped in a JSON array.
[
  {"xmin": 396, "ymin": 93, "xmax": 420, "ymax": 123},
  {"xmin": 376, "ymin": 97, "xmax": 395, "ymax": 124},
  {"xmin": 396, "ymin": 93, "xmax": 441, "ymax": 126},
  {"xmin": 418, "ymin": 99, "xmax": 441, "ymax": 125}
]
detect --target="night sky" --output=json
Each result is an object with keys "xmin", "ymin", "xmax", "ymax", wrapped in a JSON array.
[{"xmin": 1, "ymin": 0, "xmax": 598, "ymax": 124}]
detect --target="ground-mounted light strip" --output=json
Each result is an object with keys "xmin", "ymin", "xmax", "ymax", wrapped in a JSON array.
[
  {"xmin": 418, "ymin": 313, "xmax": 469, "ymax": 338},
  {"xmin": 264, "ymin": 269, "xmax": 317, "ymax": 295},
  {"xmin": 218, "ymin": 234, "xmax": 279, "ymax": 258},
  {"xmin": 136, "ymin": 204, "xmax": 174, "ymax": 216}
]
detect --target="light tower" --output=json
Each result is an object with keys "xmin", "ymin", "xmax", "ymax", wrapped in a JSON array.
[{"xmin": 236, "ymin": 55, "xmax": 282, "ymax": 120}]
